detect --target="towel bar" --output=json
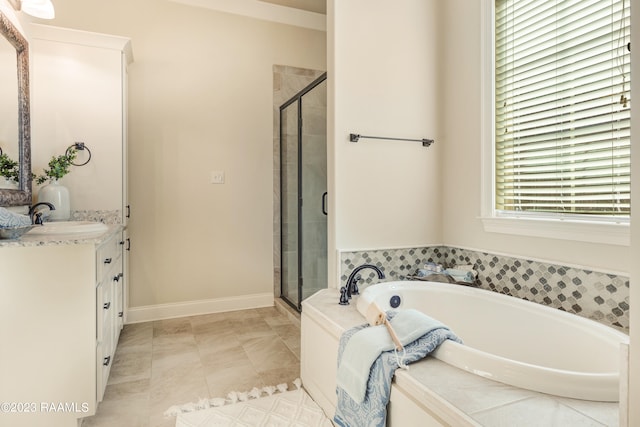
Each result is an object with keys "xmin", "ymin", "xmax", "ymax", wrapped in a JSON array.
[{"xmin": 349, "ymin": 133, "xmax": 434, "ymax": 147}]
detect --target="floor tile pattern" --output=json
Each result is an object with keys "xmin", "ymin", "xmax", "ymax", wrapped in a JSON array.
[{"xmin": 82, "ymin": 307, "xmax": 301, "ymax": 427}]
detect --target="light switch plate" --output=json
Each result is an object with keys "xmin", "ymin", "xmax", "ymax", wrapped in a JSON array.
[{"xmin": 211, "ymin": 170, "xmax": 225, "ymax": 184}]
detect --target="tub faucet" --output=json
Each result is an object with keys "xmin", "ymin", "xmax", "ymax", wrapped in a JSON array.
[
  {"xmin": 345, "ymin": 264, "xmax": 385, "ymax": 299},
  {"xmin": 28, "ymin": 202, "xmax": 55, "ymax": 225}
]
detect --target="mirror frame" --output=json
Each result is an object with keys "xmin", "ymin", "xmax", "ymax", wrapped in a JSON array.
[{"xmin": 0, "ymin": 11, "xmax": 31, "ymax": 207}]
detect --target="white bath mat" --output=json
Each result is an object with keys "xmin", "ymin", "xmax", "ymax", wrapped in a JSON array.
[{"xmin": 174, "ymin": 388, "xmax": 332, "ymax": 427}]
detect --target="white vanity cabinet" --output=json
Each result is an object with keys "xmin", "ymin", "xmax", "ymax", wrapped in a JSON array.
[
  {"xmin": 0, "ymin": 230, "xmax": 125, "ymax": 427},
  {"xmin": 30, "ymin": 24, "xmax": 133, "ymax": 225},
  {"xmin": 95, "ymin": 231, "xmax": 124, "ymax": 402},
  {"xmin": 27, "ymin": 24, "xmax": 133, "ymax": 376}
]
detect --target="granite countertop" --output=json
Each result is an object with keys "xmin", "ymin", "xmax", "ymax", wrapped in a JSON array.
[
  {"xmin": 0, "ymin": 224, "xmax": 123, "ymax": 248},
  {"xmin": 303, "ymin": 288, "xmax": 620, "ymax": 427}
]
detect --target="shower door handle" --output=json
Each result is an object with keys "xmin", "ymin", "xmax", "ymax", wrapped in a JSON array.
[{"xmin": 322, "ymin": 192, "xmax": 328, "ymax": 216}]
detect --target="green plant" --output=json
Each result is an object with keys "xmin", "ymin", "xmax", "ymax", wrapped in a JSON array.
[
  {"xmin": 35, "ymin": 148, "xmax": 77, "ymax": 185},
  {"xmin": 0, "ymin": 152, "xmax": 19, "ymax": 182}
]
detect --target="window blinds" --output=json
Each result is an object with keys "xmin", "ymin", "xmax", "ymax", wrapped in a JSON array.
[{"xmin": 495, "ymin": 0, "xmax": 631, "ymax": 216}]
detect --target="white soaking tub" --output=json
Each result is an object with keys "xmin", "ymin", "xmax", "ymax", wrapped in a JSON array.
[{"xmin": 356, "ymin": 280, "xmax": 629, "ymax": 402}]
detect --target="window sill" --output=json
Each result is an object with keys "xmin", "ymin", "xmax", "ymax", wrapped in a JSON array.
[{"xmin": 480, "ymin": 216, "xmax": 630, "ymax": 246}]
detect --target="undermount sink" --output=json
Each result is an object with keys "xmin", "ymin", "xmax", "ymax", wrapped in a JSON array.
[{"xmin": 26, "ymin": 221, "xmax": 108, "ymax": 235}]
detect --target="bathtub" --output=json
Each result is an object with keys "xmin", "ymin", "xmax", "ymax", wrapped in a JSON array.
[{"xmin": 355, "ymin": 280, "xmax": 629, "ymax": 402}]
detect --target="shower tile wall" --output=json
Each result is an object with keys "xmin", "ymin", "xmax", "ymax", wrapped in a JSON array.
[
  {"xmin": 340, "ymin": 246, "xmax": 629, "ymax": 330},
  {"xmin": 273, "ymin": 66, "xmax": 325, "ymax": 298}
]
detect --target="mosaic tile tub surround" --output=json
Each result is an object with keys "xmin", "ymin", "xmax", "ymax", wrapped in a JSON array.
[{"xmin": 339, "ymin": 246, "xmax": 629, "ymax": 330}]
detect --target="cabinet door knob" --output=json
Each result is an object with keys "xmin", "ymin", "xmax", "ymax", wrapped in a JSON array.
[
  {"xmin": 104, "ymin": 258, "xmax": 112, "ymax": 264},
  {"xmin": 103, "ymin": 302, "xmax": 111, "ymax": 310},
  {"xmin": 118, "ymin": 312, "xmax": 124, "ymax": 318},
  {"xmin": 114, "ymin": 275, "xmax": 120, "ymax": 282},
  {"xmin": 103, "ymin": 356, "xmax": 111, "ymax": 366}
]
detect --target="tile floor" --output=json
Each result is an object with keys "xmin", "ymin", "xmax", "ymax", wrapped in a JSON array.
[{"xmin": 82, "ymin": 305, "xmax": 301, "ymax": 427}]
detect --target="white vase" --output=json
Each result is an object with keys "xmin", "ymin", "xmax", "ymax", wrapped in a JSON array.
[{"xmin": 38, "ymin": 180, "xmax": 71, "ymax": 221}]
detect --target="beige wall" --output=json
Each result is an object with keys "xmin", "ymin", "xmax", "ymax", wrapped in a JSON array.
[
  {"xmin": 2, "ymin": 0, "xmax": 637, "ymax": 419},
  {"xmin": 42, "ymin": 0, "xmax": 326, "ymax": 306}
]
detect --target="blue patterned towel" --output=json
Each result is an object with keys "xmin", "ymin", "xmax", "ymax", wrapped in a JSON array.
[
  {"xmin": 0, "ymin": 207, "xmax": 31, "ymax": 228},
  {"xmin": 334, "ymin": 311, "xmax": 460, "ymax": 427},
  {"xmin": 337, "ymin": 309, "xmax": 448, "ymax": 403}
]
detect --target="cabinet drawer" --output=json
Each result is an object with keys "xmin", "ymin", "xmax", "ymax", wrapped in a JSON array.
[
  {"xmin": 96, "ymin": 342, "xmax": 104, "ymax": 401},
  {"xmin": 97, "ymin": 278, "xmax": 113, "ymax": 335},
  {"xmin": 96, "ymin": 284, "xmax": 103, "ymax": 341},
  {"xmin": 96, "ymin": 337, "xmax": 113, "ymax": 402},
  {"xmin": 96, "ymin": 280, "xmax": 114, "ymax": 402},
  {"xmin": 101, "ymin": 279, "xmax": 113, "ymax": 331},
  {"xmin": 96, "ymin": 234, "xmax": 121, "ymax": 280}
]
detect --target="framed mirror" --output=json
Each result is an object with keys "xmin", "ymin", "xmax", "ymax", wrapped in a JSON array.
[{"xmin": 0, "ymin": 11, "xmax": 31, "ymax": 206}]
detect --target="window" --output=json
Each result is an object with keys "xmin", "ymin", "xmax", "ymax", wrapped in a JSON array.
[
  {"xmin": 495, "ymin": 0, "xmax": 630, "ymax": 217},
  {"xmin": 481, "ymin": 0, "xmax": 631, "ymax": 245}
]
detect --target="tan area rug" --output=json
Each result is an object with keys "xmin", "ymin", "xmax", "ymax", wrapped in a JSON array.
[{"xmin": 174, "ymin": 388, "xmax": 332, "ymax": 427}]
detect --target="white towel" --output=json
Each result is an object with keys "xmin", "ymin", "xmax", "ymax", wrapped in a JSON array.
[
  {"xmin": 336, "ymin": 309, "xmax": 446, "ymax": 403},
  {"xmin": 0, "ymin": 207, "xmax": 31, "ymax": 228}
]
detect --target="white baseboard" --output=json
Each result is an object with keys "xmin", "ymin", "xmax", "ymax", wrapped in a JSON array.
[{"xmin": 125, "ymin": 292, "xmax": 274, "ymax": 324}]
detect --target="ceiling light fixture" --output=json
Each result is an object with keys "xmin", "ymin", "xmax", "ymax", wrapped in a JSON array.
[{"xmin": 8, "ymin": 0, "xmax": 55, "ymax": 20}]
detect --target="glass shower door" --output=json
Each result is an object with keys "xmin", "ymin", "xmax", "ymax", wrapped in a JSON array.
[
  {"xmin": 280, "ymin": 100, "xmax": 300, "ymax": 307},
  {"xmin": 280, "ymin": 74, "xmax": 327, "ymax": 311},
  {"xmin": 300, "ymin": 78, "xmax": 327, "ymax": 301}
]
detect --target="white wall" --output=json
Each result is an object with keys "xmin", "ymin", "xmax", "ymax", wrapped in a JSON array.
[
  {"xmin": 329, "ymin": 1, "xmax": 637, "ymax": 422},
  {"xmin": 29, "ymin": 27, "xmax": 127, "ymax": 216},
  {"xmin": 0, "ymin": 1, "xmax": 24, "ymax": 33},
  {"xmin": 328, "ymin": 0, "xmax": 628, "ymax": 279},
  {"xmin": 40, "ymin": 0, "xmax": 326, "ymax": 308},
  {"xmin": 328, "ymin": 0, "xmax": 442, "ymax": 287},
  {"xmin": 0, "ymin": 1, "xmax": 26, "ymax": 166},
  {"xmin": 629, "ymin": 0, "xmax": 639, "ymax": 423},
  {"xmin": 438, "ymin": 0, "xmax": 629, "ymax": 274},
  {"xmin": 440, "ymin": 1, "xmax": 635, "ymax": 422}
]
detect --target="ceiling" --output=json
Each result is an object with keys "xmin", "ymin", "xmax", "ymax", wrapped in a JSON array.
[
  {"xmin": 258, "ymin": 0, "xmax": 326, "ymax": 15},
  {"xmin": 166, "ymin": 0, "xmax": 326, "ymax": 31}
]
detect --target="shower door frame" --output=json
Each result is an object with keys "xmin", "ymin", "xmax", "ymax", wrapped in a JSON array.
[{"xmin": 279, "ymin": 72, "xmax": 327, "ymax": 312}]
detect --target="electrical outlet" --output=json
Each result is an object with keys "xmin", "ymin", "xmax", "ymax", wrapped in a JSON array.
[{"xmin": 211, "ymin": 171, "xmax": 225, "ymax": 184}]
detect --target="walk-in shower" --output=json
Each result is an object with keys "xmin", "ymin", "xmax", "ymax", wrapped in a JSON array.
[{"xmin": 280, "ymin": 73, "xmax": 327, "ymax": 311}]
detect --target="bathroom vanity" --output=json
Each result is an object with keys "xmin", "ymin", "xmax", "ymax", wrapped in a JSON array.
[
  {"xmin": 0, "ymin": 226, "xmax": 125, "ymax": 427},
  {"xmin": 0, "ymin": 14, "xmax": 132, "ymax": 427}
]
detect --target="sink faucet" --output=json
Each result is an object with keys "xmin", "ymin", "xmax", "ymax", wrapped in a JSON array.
[
  {"xmin": 28, "ymin": 202, "xmax": 55, "ymax": 225},
  {"xmin": 345, "ymin": 264, "xmax": 385, "ymax": 300}
]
